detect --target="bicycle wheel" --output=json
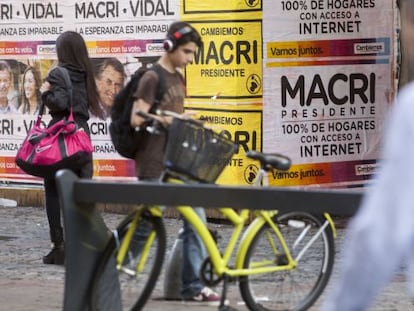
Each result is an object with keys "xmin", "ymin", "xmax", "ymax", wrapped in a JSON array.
[
  {"xmin": 239, "ymin": 211, "xmax": 335, "ymax": 311},
  {"xmin": 90, "ymin": 210, "xmax": 167, "ymax": 311}
]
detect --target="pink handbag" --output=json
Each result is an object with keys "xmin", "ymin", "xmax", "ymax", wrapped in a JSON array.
[{"xmin": 15, "ymin": 67, "xmax": 93, "ymax": 179}]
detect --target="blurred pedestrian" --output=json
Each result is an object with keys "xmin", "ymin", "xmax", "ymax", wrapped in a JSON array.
[{"xmin": 322, "ymin": 1, "xmax": 414, "ymax": 309}]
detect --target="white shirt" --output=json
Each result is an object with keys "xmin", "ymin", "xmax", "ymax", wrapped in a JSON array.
[
  {"xmin": 322, "ymin": 81, "xmax": 414, "ymax": 310},
  {"xmin": 0, "ymin": 101, "xmax": 16, "ymax": 114}
]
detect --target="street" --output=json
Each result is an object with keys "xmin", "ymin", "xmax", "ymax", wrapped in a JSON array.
[{"xmin": 0, "ymin": 205, "xmax": 413, "ymax": 310}]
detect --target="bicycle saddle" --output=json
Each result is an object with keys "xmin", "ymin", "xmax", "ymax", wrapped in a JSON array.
[{"xmin": 246, "ymin": 150, "xmax": 291, "ymax": 171}]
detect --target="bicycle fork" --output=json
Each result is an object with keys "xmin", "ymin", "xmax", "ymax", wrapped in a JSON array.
[{"xmin": 114, "ymin": 207, "xmax": 162, "ymax": 277}]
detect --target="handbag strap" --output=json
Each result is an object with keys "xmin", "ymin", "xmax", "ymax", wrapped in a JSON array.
[
  {"xmin": 56, "ymin": 66, "xmax": 76, "ymax": 122},
  {"xmin": 56, "ymin": 66, "xmax": 73, "ymax": 109}
]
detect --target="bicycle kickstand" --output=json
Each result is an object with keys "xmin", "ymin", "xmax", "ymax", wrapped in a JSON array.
[{"xmin": 218, "ymin": 274, "xmax": 238, "ymax": 311}]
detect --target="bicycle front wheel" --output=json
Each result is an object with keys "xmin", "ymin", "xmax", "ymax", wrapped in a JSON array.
[
  {"xmin": 90, "ymin": 210, "xmax": 166, "ymax": 311},
  {"xmin": 239, "ymin": 211, "xmax": 335, "ymax": 311}
]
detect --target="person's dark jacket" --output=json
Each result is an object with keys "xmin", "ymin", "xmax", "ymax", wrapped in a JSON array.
[{"xmin": 41, "ymin": 63, "xmax": 90, "ymax": 135}]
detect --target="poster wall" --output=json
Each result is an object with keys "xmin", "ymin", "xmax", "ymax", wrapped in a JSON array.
[
  {"xmin": 0, "ymin": 0, "xmax": 180, "ymax": 183},
  {"xmin": 263, "ymin": 0, "xmax": 396, "ymax": 187},
  {"xmin": 0, "ymin": 0, "xmax": 398, "ymax": 188},
  {"xmin": 180, "ymin": 1, "xmax": 263, "ymax": 185}
]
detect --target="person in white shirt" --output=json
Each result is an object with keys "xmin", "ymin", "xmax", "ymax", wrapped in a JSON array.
[{"xmin": 322, "ymin": 2, "xmax": 414, "ymax": 309}]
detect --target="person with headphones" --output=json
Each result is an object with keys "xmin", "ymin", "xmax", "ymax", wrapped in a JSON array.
[{"xmin": 130, "ymin": 21, "xmax": 223, "ymax": 305}]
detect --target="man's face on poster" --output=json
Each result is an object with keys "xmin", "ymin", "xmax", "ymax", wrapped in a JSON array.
[
  {"xmin": 96, "ymin": 65, "xmax": 124, "ymax": 110},
  {"xmin": 0, "ymin": 69, "xmax": 11, "ymax": 99}
]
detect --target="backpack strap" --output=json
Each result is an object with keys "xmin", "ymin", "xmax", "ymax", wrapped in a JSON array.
[{"xmin": 148, "ymin": 64, "xmax": 166, "ymax": 113}]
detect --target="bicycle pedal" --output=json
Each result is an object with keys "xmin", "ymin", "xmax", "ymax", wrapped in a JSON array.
[
  {"xmin": 118, "ymin": 265, "xmax": 136, "ymax": 276},
  {"xmin": 227, "ymin": 276, "xmax": 236, "ymax": 283}
]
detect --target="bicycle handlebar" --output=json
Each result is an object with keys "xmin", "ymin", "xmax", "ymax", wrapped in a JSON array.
[
  {"xmin": 135, "ymin": 109, "xmax": 204, "ymax": 126},
  {"xmin": 135, "ymin": 109, "xmax": 157, "ymax": 121},
  {"xmin": 134, "ymin": 109, "xmax": 165, "ymax": 134},
  {"xmin": 136, "ymin": 109, "xmax": 292, "ymax": 172}
]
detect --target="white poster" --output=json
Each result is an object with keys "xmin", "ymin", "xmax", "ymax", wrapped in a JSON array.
[
  {"xmin": 0, "ymin": 0, "xmax": 180, "ymax": 183},
  {"xmin": 263, "ymin": 0, "xmax": 396, "ymax": 186}
]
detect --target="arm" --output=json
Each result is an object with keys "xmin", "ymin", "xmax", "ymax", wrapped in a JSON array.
[
  {"xmin": 130, "ymin": 70, "xmax": 169, "ymax": 128},
  {"xmin": 40, "ymin": 67, "xmax": 70, "ymax": 112}
]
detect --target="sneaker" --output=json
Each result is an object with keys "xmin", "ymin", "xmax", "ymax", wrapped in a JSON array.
[{"xmin": 186, "ymin": 287, "xmax": 228, "ymax": 306}]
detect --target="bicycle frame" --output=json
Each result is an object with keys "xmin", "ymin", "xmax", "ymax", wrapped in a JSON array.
[
  {"xmin": 115, "ymin": 206, "xmax": 163, "ymax": 276},
  {"xmin": 163, "ymin": 175, "xmax": 295, "ymax": 276},
  {"xmin": 179, "ymin": 206, "xmax": 295, "ymax": 277},
  {"xmin": 115, "ymin": 200, "xmax": 335, "ymax": 281},
  {"xmin": 113, "ymin": 162, "xmax": 337, "ymax": 292},
  {"xmin": 180, "ymin": 206, "xmax": 337, "ymax": 278},
  {"xmin": 94, "ymin": 110, "xmax": 338, "ymax": 311}
]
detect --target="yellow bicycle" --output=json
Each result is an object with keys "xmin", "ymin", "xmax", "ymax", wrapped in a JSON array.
[{"xmin": 90, "ymin": 111, "xmax": 336, "ymax": 311}]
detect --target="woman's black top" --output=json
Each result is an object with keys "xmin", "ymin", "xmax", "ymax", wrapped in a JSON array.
[{"xmin": 41, "ymin": 63, "xmax": 90, "ymax": 135}]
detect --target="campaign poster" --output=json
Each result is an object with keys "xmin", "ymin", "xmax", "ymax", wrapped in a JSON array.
[
  {"xmin": 0, "ymin": 0, "xmax": 180, "ymax": 183},
  {"xmin": 263, "ymin": 0, "xmax": 397, "ymax": 187},
  {"xmin": 184, "ymin": 102, "xmax": 262, "ymax": 185}
]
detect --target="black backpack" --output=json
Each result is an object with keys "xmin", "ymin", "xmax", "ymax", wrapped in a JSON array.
[{"xmin": 109, "ymin": 64, "xmax": 165, "ymax": 159}]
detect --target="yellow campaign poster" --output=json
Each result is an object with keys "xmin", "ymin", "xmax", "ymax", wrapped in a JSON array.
[
  {"xmin": 184, "ymin": 20, "xmax": 262, "ymax": 100},
  {"xmin": 184, "ymin": 103, "xmax": 262, "ymax": 185},
  {"xmin": 182, "ymin": 0, "xmax": 262, "ymax": 15}
]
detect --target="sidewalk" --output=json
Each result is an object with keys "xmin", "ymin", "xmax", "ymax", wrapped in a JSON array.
[
  {"xmin": 0, "ymin": 205, "xmax": 413, "ymax": 310},
  {"xmin": 0, "ymin": 205, "xmax": 246, "ymax": 311}
]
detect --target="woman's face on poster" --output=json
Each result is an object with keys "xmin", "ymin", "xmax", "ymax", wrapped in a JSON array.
[{"xmin": 24, "ymin": 70, "xmax": 36, "ymax": 100}]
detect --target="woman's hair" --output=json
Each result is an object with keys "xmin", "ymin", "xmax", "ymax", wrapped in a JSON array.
[
  {"xmin": 56, "ymin": 31, "xmax": 104, "ymax": 119},
  {"xmin": 20, "ymin": 66, "xmax": 42, "ymax": 114}
]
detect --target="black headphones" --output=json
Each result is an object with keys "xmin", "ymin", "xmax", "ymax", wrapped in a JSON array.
[{"xmin": 163, "ymin": 26, "xmax": 193, "ymax": 52}]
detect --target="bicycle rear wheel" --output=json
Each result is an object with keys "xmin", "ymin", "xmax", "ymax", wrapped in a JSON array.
[
  {"xmin": 239, "ymin": 211, "xmax": 335, "ymax": 311},
  {"xmin": 90, "ymin": 210, "xmax": 166, "ymax": 311}
]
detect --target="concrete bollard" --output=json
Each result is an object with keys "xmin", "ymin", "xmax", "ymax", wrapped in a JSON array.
[{"xmin": 163, "ymin": 230, "xmax": 183, "ymax": 300}]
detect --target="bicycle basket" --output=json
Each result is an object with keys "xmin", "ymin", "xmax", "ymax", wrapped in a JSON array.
[{"xmin": 164, "ymin": 118, "xmax": 237, "ymax": 183}]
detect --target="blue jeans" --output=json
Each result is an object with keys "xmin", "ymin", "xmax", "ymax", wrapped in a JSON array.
[
  {"xmin": 137, "ymin": 178, "xmax": 207, "ymax": 299},
  {"xmin": 180, "ymin": 207, "xmax": 207, "ymax": 299}
]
